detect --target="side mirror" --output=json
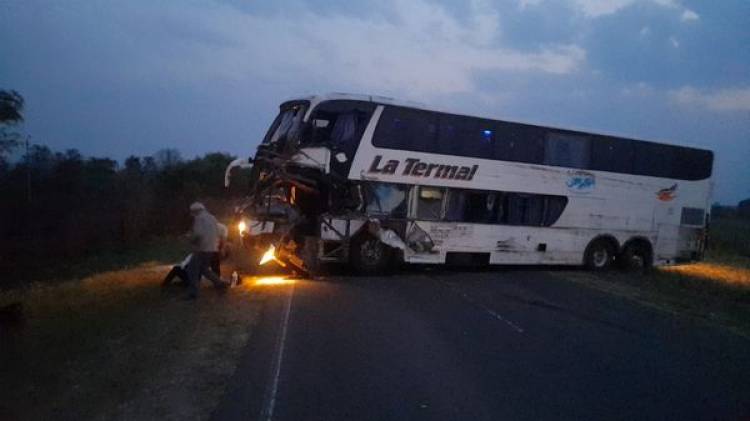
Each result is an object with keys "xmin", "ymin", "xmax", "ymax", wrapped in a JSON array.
[
  {"xmin": 335, "ymin": 152, "xmax": 348, "ymax": 163},
  {"xmin": 224, "ymin": 157, "xmax": 254, "ymax": 187}
]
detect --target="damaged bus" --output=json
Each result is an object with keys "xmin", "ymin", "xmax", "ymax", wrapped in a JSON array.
[{"xmin": 225, "ymin": 93, "xmax": 713, "ymax": 274}]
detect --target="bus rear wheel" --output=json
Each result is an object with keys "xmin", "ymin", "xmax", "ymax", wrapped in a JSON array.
[
  {"xmin": 620, "ymin": 241, "xmax": 653, "ymax": 272},
  {"xmin": 350, "ymin": 235, "xmax": 392, "ymax": 275},
  {"xmin": 584, "ymin": 239, "xmax": 616, "ymax": 271}
]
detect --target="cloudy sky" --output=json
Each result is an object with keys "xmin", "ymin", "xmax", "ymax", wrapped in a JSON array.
[{"xmin": 1, "ymin": 0, "xmax": 748, "ymax": 203}]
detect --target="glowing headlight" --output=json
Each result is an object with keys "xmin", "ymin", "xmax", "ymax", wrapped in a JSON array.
[
  {"xmin": 238, "ymin": 221, "xmax": 247, "ymax": 235},
  {"xmin": 259, "ymin": 245, "xmax": 276, "ymax": 265}
]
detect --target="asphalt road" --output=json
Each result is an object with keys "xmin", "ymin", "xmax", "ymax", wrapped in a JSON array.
[{"xmin": 213, "ymin": 268, "xmax": 750, "ymax": 421}]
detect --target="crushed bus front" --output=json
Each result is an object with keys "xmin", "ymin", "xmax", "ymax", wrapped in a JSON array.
[{"xmin": 226, "ymin": 98, "xmax": 398, "ymax": 275}]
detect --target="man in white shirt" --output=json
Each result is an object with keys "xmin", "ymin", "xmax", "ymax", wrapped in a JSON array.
[{"xmin": 162, "ymin": 220, "xmax": 230, "ymax": 289}]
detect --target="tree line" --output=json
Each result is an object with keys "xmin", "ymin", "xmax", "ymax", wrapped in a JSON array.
[{"xmin": 0, "ymin": 90, "xmax": 249, "ymax": 284}]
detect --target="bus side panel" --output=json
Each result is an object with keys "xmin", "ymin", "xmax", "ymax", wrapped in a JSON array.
[{"xmin": 406, "ymin": 222, "xmax": 586, "ymax": 266}]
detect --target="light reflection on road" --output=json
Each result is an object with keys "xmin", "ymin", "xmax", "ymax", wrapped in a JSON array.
[
  {"xmin": 660, "ymin": 262, "xmax": 750, "ymax": 285},
  {"xmin": 252, "ymin": 276, "xmax": 296, "ymax": 286}
]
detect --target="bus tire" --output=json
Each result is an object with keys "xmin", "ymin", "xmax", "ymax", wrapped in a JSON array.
[
  {"xmin": 350, "ymin": 234, "xmax": 391, "ymax": 275},
  {"xmin": 620, "ymin": 240, "xmax": 653, "ymax": 272},
  {"xmin": 584, "ymin": 238, "xmax": 616, "ymax": 271},
  {"xmin": 301, "ymin": 236, "xmax": 322, "ymax": 276}
]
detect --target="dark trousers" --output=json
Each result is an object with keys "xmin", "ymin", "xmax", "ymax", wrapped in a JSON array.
[
  {"xmin": 187, "ymin": 251, "xmax": 226, "ymax": 297},
  {"xmin": 210, "ymin": 252, "xmax": 221, "ymax": 277},
  {"xmin": 162, "ymin": 265, "xmax": 189, "ymax": 287}
]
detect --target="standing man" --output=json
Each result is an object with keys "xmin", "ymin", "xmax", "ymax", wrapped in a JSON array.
[
  {"xmin": 212, "ymin": 222, "xmax": 229, "ymax": 277},
  {"xmin": 186, "ymin": 202, "xmax": 228, "ymax": 299}
]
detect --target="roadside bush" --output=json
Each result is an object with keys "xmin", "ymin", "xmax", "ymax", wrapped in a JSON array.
[
  {"xmin": 0, "ymin": 146, "xmax": 245, "ymax": 287},
  {"xmin": 710, "ymin": 217, "xmax": 750, "ymax": 258}
]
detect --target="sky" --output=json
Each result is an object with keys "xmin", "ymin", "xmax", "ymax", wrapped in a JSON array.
[{"xmin": 0, "ymin": 0, "xmax": 748, "ymax": 204}]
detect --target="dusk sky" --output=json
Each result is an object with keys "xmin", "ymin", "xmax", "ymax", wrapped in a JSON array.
[{"xmin": 1, "ymin": 0, "xmax": 748, "ymax": 203}]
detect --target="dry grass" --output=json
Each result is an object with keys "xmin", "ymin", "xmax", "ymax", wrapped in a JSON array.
[
  {"xmin": 661, "ymin": 261, "xmax": 750, "ymax": 286},
  {"xmin": 557, "ymin": 254, "xmax": 750, "ymax": 337},
  {"xmin": 0, "ymin": 260, "xmax": 266, "ymax": 421}
]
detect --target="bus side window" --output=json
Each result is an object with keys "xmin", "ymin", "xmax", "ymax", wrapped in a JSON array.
[
  {"xmin": 543, "ymin": 196, "xmax": 568, "ymax": 226},
  {"xmin": 634, "ymin": 141, "xmax": 675, "ymax": 178},
  {"xmin": 591, "ymin": 135, "xmax": 633, "ymax": 173},
  {"xmin": 494, "ymin": 193, "xmax": 506, "ymax": 223},
  {"xmin": 445, "ymin": 190, "xmax": 502, "ymax": 223},
  {"xmin": 506, "ymin": 193, "xmax": 524, "ymax": 225},
  {"xmin": 445, "ymin": 189, "xmax": 564, "ymax": 226},
  {"xmin": 674, "ymin": 148, "xmax": 713, "ymax": 180},
  {"xmin": 437, "ymin": 114, "xmax": 458, "ymax": 155},
  {"xmin": 308, "ymin": 100, "xmax": 375, "ymax": 147},
  {"xmin": 463, "ymin": 191, "xmax": 498, "ymax": 223},
  {"xmin": 495, "ymin": 122, "xmax": 545, "ymax": 164},
  {"xmin": 373, "ymin": 106, "xmax": 438, "ymax": 152},
  {"xmin": 365, "ymin": 183, "xmax": 409, "ymax": 218},
  {"xmin": 545, "ymin": 132, "xmax": 591, "ymax": 169},
  {"xmin": 436, "ymin": 115, "xmax": 494, "ymax": 158},
  {"xmin": 526, "ymin": 195, "xmax": 546, "ymax": 226},
  {"xmin": 506, "ymin": 193, "xmax": 546, "ymax": 226},
  {"xmin": 417, "ymin": 187, "xmax": 445, "ymax": 220},
  {"xmin": 444, "ymin": 190, "xmax": 466, "ymax": 221},
  {"xmin": 681, "ymin": 207, "xmax": 705, "ymax": 226},
  {"xmin": 460, "ymin": 119, "xmax": 495, "ymax": 158}
]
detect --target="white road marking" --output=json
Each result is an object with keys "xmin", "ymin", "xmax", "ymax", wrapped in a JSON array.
[
  {"xmin": 446, "ymin": 283, "xmax": 525, "ymax": 334},
  {"xmin": 260, "ymin": 283, "xmax": 295, "ymax": 421}
]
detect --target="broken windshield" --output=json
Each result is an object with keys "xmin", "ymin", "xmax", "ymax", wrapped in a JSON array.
[
  {"xmin": 304, "ymin": 100, "xmax": 375, "ymax": 149},
  {"xmin": 262, "ymin": 101, "xmax": 308, "ymax": 146}
]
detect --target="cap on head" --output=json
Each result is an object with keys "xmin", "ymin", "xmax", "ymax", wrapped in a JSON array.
[{"xmin": 190, "ymin": 202, "xmax": 206, "ymax": 214}]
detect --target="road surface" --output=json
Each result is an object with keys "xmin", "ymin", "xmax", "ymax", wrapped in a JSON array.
[{"xmin": 213, "ymin": 269, "xmax": 750, "ymax": 420}]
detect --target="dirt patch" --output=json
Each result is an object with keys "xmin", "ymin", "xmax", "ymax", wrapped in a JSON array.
[{"xmin": 0, "ymin": 261, "xmax": 267, "ymax": 420}]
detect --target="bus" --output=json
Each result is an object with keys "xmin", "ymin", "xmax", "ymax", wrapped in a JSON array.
[{"xmin": 226, "ymin": 93, "xmax": 713, "ymax": 274}]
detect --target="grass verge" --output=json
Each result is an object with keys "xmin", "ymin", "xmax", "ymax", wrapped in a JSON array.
[
  {"xmin": 557, "ymin": 253, "xmax": 750, "ymax": 337},
  {"xmin": 0, "ymin": 258, "xmax": 266, "ymax": 420},
  {"xmin": 1, "ymin": 237, "xmax": 190, "ymax": 290}
]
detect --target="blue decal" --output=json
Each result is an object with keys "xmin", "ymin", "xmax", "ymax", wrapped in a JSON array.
[{"xmin": 566, "ymin": 171, "xmax": 596, "ymax": 193}]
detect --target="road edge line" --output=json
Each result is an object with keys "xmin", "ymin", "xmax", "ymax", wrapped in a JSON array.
[{"xmin": 260, "ymin": 283, "xmax": 295, "ymax": 421}]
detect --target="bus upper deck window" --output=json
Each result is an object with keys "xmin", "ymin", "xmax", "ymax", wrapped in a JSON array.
[
  {"xmin": 545, "ymin": 132, "xmax": 591, "ymax": 169},
  {"xmin": 308, "ymin": 100, "xmax": 376, "ymax": 148}
]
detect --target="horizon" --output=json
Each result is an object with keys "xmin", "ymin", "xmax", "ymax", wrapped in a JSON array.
[{"xmin": 1, "ymin": 0, "xmax": 748, "ymax": 203}]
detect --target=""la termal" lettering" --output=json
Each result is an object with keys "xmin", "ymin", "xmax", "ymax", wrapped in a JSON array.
[{"xmin": 368, "ymin": 155, "xmax": 478, "ymax": 181}]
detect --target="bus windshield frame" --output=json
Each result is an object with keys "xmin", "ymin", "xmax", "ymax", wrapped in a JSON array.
[{"xmin": 262, "ymin": 100, "xmax": 309, "ymax": 146}]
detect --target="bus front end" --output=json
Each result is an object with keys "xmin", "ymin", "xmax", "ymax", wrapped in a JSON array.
[{"xmin": 227, "ymin": 97, "xmax": 379, "ymax": 274}]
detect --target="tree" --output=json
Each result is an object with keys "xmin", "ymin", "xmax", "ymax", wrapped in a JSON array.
[
  {"xmin": 154, "ymin": 148, "xmax": 182, "ymax": 169},
  {"xmin": 124, "ymin": 156, "xmax": 142, "ymax": 174},
  {"xmin": 0, "ymin": 89, "xmax": 24, "ymax": 162},
  {"xmin": 0, "ymin": 90, "xmax": 23, "ymax": 123}
]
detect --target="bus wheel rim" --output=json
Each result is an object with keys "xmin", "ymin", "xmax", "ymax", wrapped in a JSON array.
[
  {"xmin": 593, "ymin": 249, "xmax": 608, "ymax": 267},
  {"xmin": 630, "ymin": 248, "xmax": 645, "ymax": 268},
  {"xmin": 361, "ymin": 240, "xmax": 383, "ymax": 264}
]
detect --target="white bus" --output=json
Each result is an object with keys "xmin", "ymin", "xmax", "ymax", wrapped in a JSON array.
[{"xmin": 227, "ymin": 93, "xmax": 713, "ymax": 274}]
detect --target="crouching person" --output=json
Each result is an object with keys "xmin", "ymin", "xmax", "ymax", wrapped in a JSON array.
[
  {"xmin": 162, "ymin": 253, "xmax": 192, "ymax": 288},
  {"xmin": 186, "ymin": 202, "xmax": 229, "ymax": 300}
]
